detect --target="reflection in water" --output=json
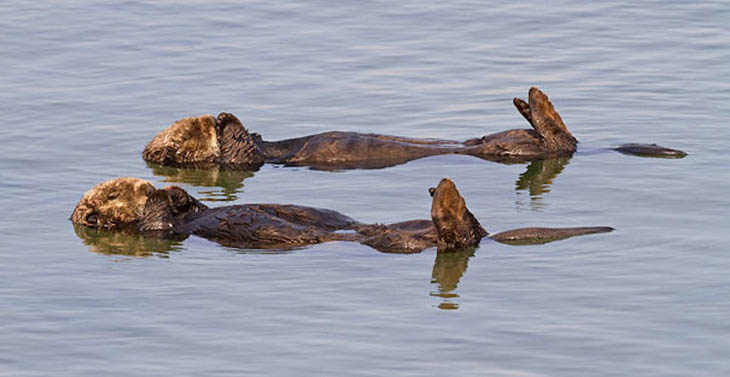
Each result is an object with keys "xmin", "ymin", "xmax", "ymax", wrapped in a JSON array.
[
  {"xmin": 147, "ymin": 162, "xmax": 255, "ymax": 202},
  {"xmin": 515, "ymin": 156, "xmax": 571, "ymax": 210},
  {"xmin": 430, "ymin": 248, "xmax": 476, "ymax": 310},
  {"xmin": 73, "ymin": 224, "xmax": 186, "ymax": 257}
]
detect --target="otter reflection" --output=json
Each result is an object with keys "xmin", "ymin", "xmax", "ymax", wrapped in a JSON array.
[
  {"xmin": 515, "ymin": 156, "xmax": 570, "ymax": 197},
  {"xmin": 147, "ymin": 162, "xmax": 255, "ymax": 202},
  {"xmin": 430, "ymin": 247, "xmax": 476, "ymax": 310},
  {"xmin": 514, "ymin": 156, "xmax": 571, "ymax": 210},
  {"xmin": 73, "ymin": 224, "xmax": 185, "ymax": 257}
]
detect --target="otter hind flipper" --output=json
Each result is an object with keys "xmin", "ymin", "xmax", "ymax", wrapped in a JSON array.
[
  {"xmin": 526, "ymin": 87, "xmax": 578, "ymax": 153},
  {"xmin": 490, "ymin": 226, "xmax": 613, "ymax": 245},
  {"xmin": 429, "ymin": 178, "xmax": 488, "ymax": 252},
  {"xmin": 513, "ymin": 97, "xmax": 534, "ymax": 128}
]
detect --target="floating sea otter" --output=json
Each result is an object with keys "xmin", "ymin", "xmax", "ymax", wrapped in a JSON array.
[
  {"xmin": 71, "ymin": 177, "xmax": 612, "ymax": 253},
  {"xmin": 142, "ymin": 87, "xmax": 686, "ymax": 171}
]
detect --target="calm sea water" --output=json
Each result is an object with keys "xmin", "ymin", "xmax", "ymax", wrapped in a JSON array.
[{"xmin": 1, "ymin": 1, "xmax": 728, "ymax": 376}]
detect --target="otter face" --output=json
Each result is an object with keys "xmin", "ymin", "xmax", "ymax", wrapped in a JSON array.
[
  {"xmin": 430, "ymin": 178, "xmax": 487, "ymax": 252},
  {"xmin": 71, "ymin": 178, "xmax": 156, "ymax": 228},
  {"xmin": 142, "ymin": 115, "xmax": 221, "ymax": 165}
]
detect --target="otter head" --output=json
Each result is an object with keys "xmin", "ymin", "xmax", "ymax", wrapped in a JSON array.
[
  {"xmin": 70, "ymin": 178, "xmax": 156, "ymax": 228},
  {"xmin": 429, "ymin": 178, "xmax": 488, "ymax": 252},
  {"xmin": 142, "ymin": 113, "xmax": 265, "ymax": 170},
  {"xmin": 142, "ymin": 115, "xmax": 220, "ymax": 165}
]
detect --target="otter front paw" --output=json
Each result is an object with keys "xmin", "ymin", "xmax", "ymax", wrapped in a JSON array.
[{"xmin": 217, "ymin": 112, "xmax": 241, "ymax": 128}]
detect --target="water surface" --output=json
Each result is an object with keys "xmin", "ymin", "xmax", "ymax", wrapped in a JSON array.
[{"xmin": 1, "ymin": 1, "xmax": 729, "ymax": 376}]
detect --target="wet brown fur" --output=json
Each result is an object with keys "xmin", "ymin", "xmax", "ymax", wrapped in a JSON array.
[
  {"xmin": 73, "ymin": 178, "xmax": 612, "ymax": 253},
  {"xmin": 141, "ymin": 88, "xmax": 580, "ymax": 171},
  {"xmin": 255, "ymin": 87, "xmax": 581, "ymax": 167},
  {"xmin": 141, "ymin": 87, "xmax": 684, "ymax": 171}
]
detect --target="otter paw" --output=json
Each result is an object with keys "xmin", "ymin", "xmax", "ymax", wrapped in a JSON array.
[{"xmin": 217, "ymin": 112, "xmax": 241, "ymax": 127}]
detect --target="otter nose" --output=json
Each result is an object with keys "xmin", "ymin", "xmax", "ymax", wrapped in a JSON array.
[
  {"xmin": 86, "ymin": 212, "xmax": 99, "ymax": 226},
  {"xmin": 428, "ymin": 187, "xmax": 436, "ymax": 197}
]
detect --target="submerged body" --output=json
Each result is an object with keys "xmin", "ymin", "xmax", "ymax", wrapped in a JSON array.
[
  {"xmin": 142, "ymin": 87, "xmax": 685, "ymax": 171},
  {"xmin": 72, "ymin": 177, "xmax": 613, "ymax": 253},
  {"xmin": 255, "ymin": 128, "xmax": 558, "ymax": 169}
]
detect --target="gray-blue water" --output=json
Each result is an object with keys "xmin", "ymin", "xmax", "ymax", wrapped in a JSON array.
[{"xmin": 1, "ymin": 1, "xmax": 728, "ymax": 376}]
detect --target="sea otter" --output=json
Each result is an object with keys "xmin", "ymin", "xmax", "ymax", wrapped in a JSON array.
[
  {"xmin": 71, "ymin": 177, "xmax": 612, "ymax": 253},
  {"xmin": 142, "ymin": 87, "xmax": 686, "ymax": 171}
]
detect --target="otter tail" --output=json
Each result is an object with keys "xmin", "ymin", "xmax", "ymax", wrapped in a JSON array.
[
  {"xmin": 490, "ymin": 226, "xmax": 613, "ymax": 245},
  {"xmin": 429, "ymin": 178, "xmax": 488, "ymax": 252},
  {"xmin": 513, "ymin": 87, "xmax": 578, "ymax": 153},
  {"xmin": 612, "ymin": 143, "xmax": 687, "ymax": 158}
]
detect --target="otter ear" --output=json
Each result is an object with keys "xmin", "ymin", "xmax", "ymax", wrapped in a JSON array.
[
  {"xmin": 216, "ymin": 112, "xmax": 265, "ymax": 170},
  {"xmin": 430, "ymin": 178, "xmax": 487, "ymax": 252},
  {"xmin": 140, "ymin": 190, "xmax": 175, "ymax": 232}
]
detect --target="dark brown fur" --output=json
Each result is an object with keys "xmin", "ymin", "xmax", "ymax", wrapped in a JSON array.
[
  {"xmin": 250, "ymin": 87, "xmax": 583, "ymax": 167},
  {"xmin": 142, "ymin": 87, "xmax": 585, "ymax": 171},
  {"xmin": 143, "ymin": 87, "xmax": 685, "ymax": 171},
  {"xmin": 142, "ymin": 87, "xmax": 686, "ymax": 170}
]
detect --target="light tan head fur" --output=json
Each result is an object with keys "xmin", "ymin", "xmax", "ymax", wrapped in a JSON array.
[
  {"xmin": 142, "ymin": 115, "xmax": 220, "ymax": 165},
  {"xmin": 71, "ymin": 177, "xmax": 156, "ymax": 228}
]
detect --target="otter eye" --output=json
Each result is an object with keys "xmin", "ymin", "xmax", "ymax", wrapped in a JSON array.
[{"xmin": 428, "ymin": 187, "xmax": 436, "ymax": 197}]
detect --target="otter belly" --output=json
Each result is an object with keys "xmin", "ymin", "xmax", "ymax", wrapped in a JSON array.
[
  {"xmin": 284, "ymin": 132, "xmax": 456, "ymax": 165},
  {"xmin": 178, "ymin": 204, "xmax": 358, "ymax": 249}
]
